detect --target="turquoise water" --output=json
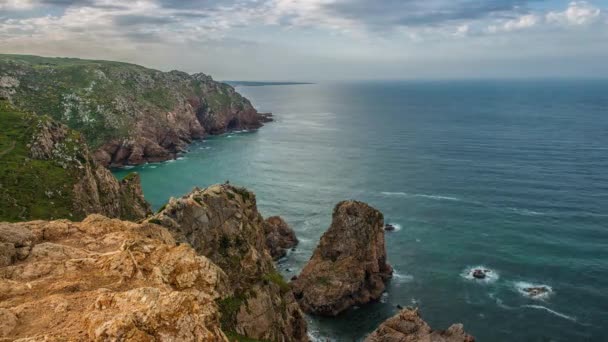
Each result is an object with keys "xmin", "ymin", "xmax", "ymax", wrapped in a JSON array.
[{"xmin": 114, "ymin": 80, "xmax": 608, "ymax": 341}]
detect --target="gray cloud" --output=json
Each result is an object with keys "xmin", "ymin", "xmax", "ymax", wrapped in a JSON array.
[{"xmin": 324, "ymin": 0, "xmax": 544, "ymax": 27}]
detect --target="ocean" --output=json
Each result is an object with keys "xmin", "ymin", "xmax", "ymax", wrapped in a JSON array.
[{"xmin": 114, "ymin": 80, "xmax": 608, "ymax": 341}]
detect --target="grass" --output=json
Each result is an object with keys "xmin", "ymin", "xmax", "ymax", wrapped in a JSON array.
[
  {"xmin": 0, "ymin": 101, "xmax": 79, "ymax": 222},
  {"xmin": 262, "ymin": 271, "xmax": 291, "ymax": 294}
]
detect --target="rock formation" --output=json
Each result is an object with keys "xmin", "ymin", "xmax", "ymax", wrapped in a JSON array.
[
  {"xmin": 264, "ymin": 216, "xmax": 299, "ymax": 260},
  {"xmin": 0, "ymin": 100, "xmax": 151, "ymax": 222},
  {"xmin": 365, "ymin": 309, "xmax": 475, "ymax": 342},
  {"xmin": 0, "ymin": 215, "xmax": 230, "ymax": 341},
  {"xmin": 0, "ymin": 54, "xmax": 272, "ymax": 167},
  {"xmin": 292, "ymin": 200, "xmax": 393, "ymax": 316},
  {"xmin": 148, "ymin": 184, "xmax": 308, "ymax": 341}
]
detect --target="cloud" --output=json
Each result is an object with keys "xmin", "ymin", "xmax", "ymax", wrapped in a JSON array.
[{"xmin": 546, "ymin": 1, "xmax": 601, "ymax": 25}]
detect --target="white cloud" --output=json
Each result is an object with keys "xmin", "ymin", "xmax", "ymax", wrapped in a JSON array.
[
  {"xmin": 546, "ymin": 1, "xmax": 601, "ymax": 26},
  {"xmin": 0, "ymin": 0, "xmax": 34, "ymax": 10}
]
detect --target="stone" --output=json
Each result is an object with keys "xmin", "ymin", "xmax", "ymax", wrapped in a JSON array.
[
  {"xmin": 148, "ymin": 184, "xmax": 308, "ymax": 341},
  {"xmin": 0, "ymin": 215, "xmax": 230, "ymax": 341},
  {"xmin": 292, "ymin": 200, "xmax": 393, "ymax": 316},
  {"xmin": 365, "ymin": 308, "xmax": 475, "ymax": 342},
  {"xmin": 264, "ymin": 216, "xmax": 299, "ymax": 260}
]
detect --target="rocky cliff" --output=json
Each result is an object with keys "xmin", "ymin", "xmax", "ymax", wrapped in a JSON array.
[
  {"xmin": 292, "ymin": 200, "xmax": 393, "ymax": 316},
  {"xmin": 0, "ymin": 54, "xmax": 272, "ymax": 167},
  {"xmin": 365, "ymin": 309, "xmax": 475, "ymax": 342},
  {"xmin": 148, "ymin": 184, "xmax": 308, "ymax": 341},
  {"xmin": 0, "ymin": 100, "xmax": 151, "ymax": 222},
  {"xmin": 0, "ymin": 215, "xmax": 230, "ymax": 341}
]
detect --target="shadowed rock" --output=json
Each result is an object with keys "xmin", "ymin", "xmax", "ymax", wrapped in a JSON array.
[
  {"xmin": 292, "ymin": 200, "xmax": 393, "ymax": 316},
  {"xmin": 264, "ymin": 216, "xmax": 299, "ymax": 260}
]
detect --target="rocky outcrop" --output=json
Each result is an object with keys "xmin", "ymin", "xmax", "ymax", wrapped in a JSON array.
[
  {"xmin": 0, "ymin": 54, "xmax": 272, "ymax": 167},
  {"xmin": 0, "ymin": 100, "xmax": 151, "ymax": 222},
  {"xmin": 365, "ymin": 309, "xmax": 475, "ymax": 342},
  {"xmin": 148, "ymin": 184, "xmax": 308, "ymax": 341},
  {"xmin": 264, "ymin": 216, "xmax": 299, "ymax": 260},
  {"xmin": 0, "ymin": 215, "xmax": 230, "ymax": 341},
  {"xmin": 292, "ymin": 200, "xmax": 393, "ymax": 316}
]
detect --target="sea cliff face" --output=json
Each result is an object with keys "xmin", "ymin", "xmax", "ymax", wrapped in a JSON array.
[
  {"xmin": 0, "ymin": 100, "xmax": 151, "ymax": 222},
  {"xmin": 148, "ymin": 184, "xmax": 308, "ymax": 341},
  {"xmin": 0, "ymin": 54, "xmax": 271, "ymax": 167}
]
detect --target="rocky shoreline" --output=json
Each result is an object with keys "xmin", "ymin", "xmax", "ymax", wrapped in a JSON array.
[{"xmin": 0, "ymin": 54, "xmax": 474, "ymax": 341}]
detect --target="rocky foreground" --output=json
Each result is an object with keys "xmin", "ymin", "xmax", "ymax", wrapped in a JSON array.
[
  {"xmin": 0, "ymin": 54, "xmax": 272, "ymax": 167},
  {"xmin": 292, "ymin": 200, "xmax": 393, "ymax": 316}
]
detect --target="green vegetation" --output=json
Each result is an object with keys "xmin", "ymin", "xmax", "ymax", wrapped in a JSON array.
[
  {"xmin": 262, "ymin": 271, "xmax": 291, "ymax": 294},
  {"xmin": 0, "ymin": 54, "xmax": 251, "ymax": 151},
  {"xmin": 0, "ymin": 101, "xmax": 80, "ymax": 222},
  {"xmin": 148, "ymin": 218, "xmax": 162, "ymax": 225},
  {"xmin": 224, "ymin": 331, "xmax": 267, "ymax": 342}
]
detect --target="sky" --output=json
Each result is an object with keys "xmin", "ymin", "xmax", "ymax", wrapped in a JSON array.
[{"xmin": 0, "ymin": 0, "xmax": 607, "ymax": 80}]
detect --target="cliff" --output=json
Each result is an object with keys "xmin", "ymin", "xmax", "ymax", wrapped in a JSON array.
[
  {"xmin": 0, "ymin": 54, "xmax": 272, "ymax": 167},
  {"xmin": 148, "ymin": 184, "xmax": 308, "ymax": 341},
  {"xmin": 0, "ymin": 100, "xmax": 151, "ymax": 222},
  {"xmin": 0, "ymin": 215, "xmax": 230, "ymax": 341},
  {"xmin": 365, "ymin": 309, "xmax": 475, "ymax": 342},
  {"xmin": 292, "ymin": 200, "xmax": 393, "ymax": 316}
]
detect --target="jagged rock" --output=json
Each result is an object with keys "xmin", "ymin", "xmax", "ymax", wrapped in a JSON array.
[
  {"xmin": 0, "ymin": 215, "xmax": 230, "ymax": 341},
  {"xmin": 365, "ymin": 308, "xmax": 475, "ymax": 342},
  {"xmin": 292, "ymin": 200, "xmax": 393, "ymax": 316},
  {"xmin": 148, "ymin": 184, "xmax": 308, "ymax": 342},
  {"xmin": 0, "ymin": 55, "xmax": 271, "ymax": 167},
  {"xmin": 0, "ymin": 101, "xmax": 151, "ymax": 222},
  {"xmin": 264, "ymin": 216, "xmax": 299, "ymax": 260}
]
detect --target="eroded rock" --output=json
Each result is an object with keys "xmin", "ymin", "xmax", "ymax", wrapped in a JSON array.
[
  {"xmin": 0, "ymin": 215, "xmax": 230, "ymax": 341},
  {"xmin": 264, "ymin": 216, "xmax": 299, "ymax": 260},
  {"xmin": 149, "ymin": 184, "xmax": 308, "ymax": 341},
  {"xmin": 292, "ymin": 200, "xmax": 393, "ymax": 316},
  {"xmin": 365, "ymin": 308, "xmax": 475, "ymax": 342}
]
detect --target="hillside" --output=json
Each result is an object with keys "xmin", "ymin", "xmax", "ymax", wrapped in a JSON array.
[
  {"xmin": 0, "ymin": 54, "xmax": 271, "ymax": 167},
  {"xmin": 0, "ymin": 100, "xmax": 150, "ymax": 222}
]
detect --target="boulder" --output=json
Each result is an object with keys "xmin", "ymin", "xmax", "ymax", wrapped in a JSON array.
[
  {"xmin": 365, "ymin": 308, "xmax": 475, "ymax": 342},
  {"xmin": 264, "ymin": 216, "xmax": 299, "ymax": 260},
  {"xmin": 292, "ymin": 200, "xmax": 393, "ymax": 316}
]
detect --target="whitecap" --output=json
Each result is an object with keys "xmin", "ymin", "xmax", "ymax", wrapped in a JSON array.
[
  {"xmin": 165, "ymin": 159, "xmax": 176, "ymax": 163},
  {"xmin": 148, "ymin": 165, "xmax": 157, "ymax": 169},
  {"xmin": 508, "ymin": 208, "xmax": 547, "ymax": 216},
  {"xmin": 461, "ymin": 266, "xmax": 499, "ymax": 284},
  {"xmin": 380, "ymin": 292, "xmax": 389, "ymax": 303},
  {"xmin": 381, "ymin": 191, "xmax": 408, "ymax": 197},
  {"xmin": 514, "ymin": 281, "xmax": 553, "ymax": 300},
  {"xmin": 386, "ymin": 223, "xmax": 402, "ymax": 232},
  {"xmin": 392, "ymin": 270, "xmax": 414, "ymax": 283},
  {"xmin": 123, "ymin": 165, "xmax": 135, "ymax": 170},
  {"xmin": 522, "ymin": 305, "xmax": 577, "ymax": 322},
  {"xmin": 227, "ymin": 135, "xmax": 233, "ymax": 138},
  {"xmin": 380, "ymin": 191, "xmax": 461, "ymax": 202}
]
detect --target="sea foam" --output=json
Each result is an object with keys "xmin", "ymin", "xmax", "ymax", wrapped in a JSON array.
[
  {"xmin": 514, "ymin": 281, "xmax": 553, "ymax": 300},
  {"xmin": 461, "ymin": 266, "xmax": 499, "ymax": 284}
]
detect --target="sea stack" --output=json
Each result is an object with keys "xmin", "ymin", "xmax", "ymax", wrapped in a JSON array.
[
  {"xmin": 365, "ymin": 308, "xmax": 475, "ymax": 342},
  {"xmin": 292, "ymin": 200, "xmax": 393, "ymax": 316}
]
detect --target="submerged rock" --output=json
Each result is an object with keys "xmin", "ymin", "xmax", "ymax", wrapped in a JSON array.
[
  {"xmin": 264, "ymin": 216, "xmax": 299, "ymax": 260},
  {"xmin": 292, "ymin": 200, "xmax": 393, "ymax": 316},
  {"xmin": 384, "ymin": 224, "xmax": 396, "ymax": 231},
  {"xmin": 148, "ymin": 184, "xmax": 308, "ymax": 341},
  {"xmin": 472, "ymin": 269, "xmax": 486, "ymax": 279},
  {"xmin": 0, "ymin": 215, "xmax": 230, "ymax": 341},
  {"xmin": 365, "ymin": 308, "xmax": 475, "ymax": 342}
]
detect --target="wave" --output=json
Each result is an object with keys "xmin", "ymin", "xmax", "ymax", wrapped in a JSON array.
[
  {"xmin": 461, "ymin": 266, "xmax": 499, "ymax": 284},
  {"xmin": 507, "ymin": 207, "xmax": 547, "ymax": 216},
  {"xmin": 386, "ymin": 222, "xmax": 402, "ymax": 232},
  {"xmin": 523, "ymin": 305, "xmax": 577, "ymax": 322},
  {"xmin": 392, "ymin": 270, "xmax": 414, "ymax": 283},
  {"xmin": 514, "ymin": 281, "xmax": 553, "ymax": 300},
  {"xmin": 381, "ymin": 192, "xmax": 461, "ymax": 202}
]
